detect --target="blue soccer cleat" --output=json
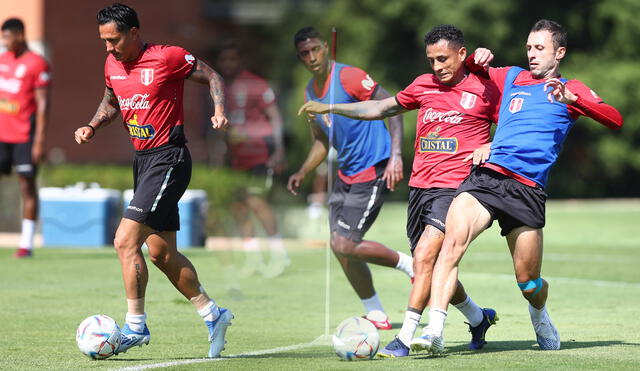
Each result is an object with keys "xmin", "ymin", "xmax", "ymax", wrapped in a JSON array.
[
  {"xmin": 377, "ymin": 336, "xmax": 410, "ymax": 358},
  {"xmin": 116, "ymin": 323, "xmax": 150, "ymax": 354},
  {"xmin": 533, "ymin": 315, "xmax": 560, "ymax": 350},
  {"xmin": 468, "ymin": 308, "xmax": 499, "ymax": 350},
  {"xmin": 206, "ymin": 308, "xmax": 234, "ymax": 357}
]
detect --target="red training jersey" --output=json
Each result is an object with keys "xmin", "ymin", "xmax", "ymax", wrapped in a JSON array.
[
  {"xmin": 0, "ymin": 50, "xmax": 50, "ymax": 143},
  {"xmin": 396, "ymin": 73, "xmax": 500, "ymax": 189},
  {"xmin": 227, "ymin": 70, "xmax": 277, "ymax": 170},
  {"xmin": 104, "ymin": 44, "xmax": 195, "ymax": 151}
]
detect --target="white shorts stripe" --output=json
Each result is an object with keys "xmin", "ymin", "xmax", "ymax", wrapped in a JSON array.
[
  {"xmin": 150, "ymin": 167, "xmax": 174, "ymax": 213},
  {"xmin": 357, "ymin": 183, "xmax": 379, "ymax": 230}
]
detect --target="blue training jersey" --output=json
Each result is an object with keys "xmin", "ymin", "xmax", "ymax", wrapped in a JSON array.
[
  {"xmin": 489, "ymin": 67, "xmax": 577, "ymax": 187},
  {"xmin": 305, "ymin": 62, "xmax": 390, "ymax": 176}
]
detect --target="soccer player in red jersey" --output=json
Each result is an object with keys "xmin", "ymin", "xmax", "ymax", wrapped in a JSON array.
[
  {"xmin": 299, "ymin": 25, "xmax": 498, "ymax": 357},
  {"xmin": 290, "ymin": 27, "xmax": 413, "ymax": 331},
  {"xmin": 214, "ymin": 42, "xmax": 290, "ymax": 278},
  {"xmin": 0, "ymin": 18, "xmax": 50, "ymax": 258},
  {"xmin": 73, "ymin": 3, "xmax": 232, "ymax": 358},
  {"xmin": 425, "ymin": 20, "xmax": 623, "ymax": 353}
]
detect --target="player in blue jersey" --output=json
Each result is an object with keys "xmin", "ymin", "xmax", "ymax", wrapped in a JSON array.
[
  {"xmin": 419, "ymin": 19, "xmax": 623, "ymax": 353},
  {"xmin": 287, "ymin": 27, "xmax": 413, "ymax": 329}
]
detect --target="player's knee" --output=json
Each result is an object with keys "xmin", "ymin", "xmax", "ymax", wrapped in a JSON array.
[
  {"xmin": 113, "ymin": 233, "xmax": 138, "ymax": 254},
  {"xmin": 412, "ymin": 245, "xmax": 437, "ymax": 275},
  {"xmin": 518, "ymin": 277, "xmax": 545, "ymax": 299},
  {"xmin": 331, "ymin": 234, "xmax": 357, "ymax": 257},
  {"xmin": 148, "ymin": 251, "xmax": 169, "ymax": 268}
]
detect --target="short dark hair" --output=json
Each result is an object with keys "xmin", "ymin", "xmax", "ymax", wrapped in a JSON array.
[
  {"xmin": 424, "ymin": 24, "xmax": 465, "ymax": 48},
  {"xmin": 97, "ymin": 3, "xmax": 139, "ymax": 32},
  {"xmin": 294, "ymin": 26, "xmax": 323, "ymax": 47},
  {"xmin": 530, "ymin": 19, "xmax": 566, "ymax": 49},
  {"xmin": 1, "ymin": 18, "xmax": 25, "ymax": 33}
]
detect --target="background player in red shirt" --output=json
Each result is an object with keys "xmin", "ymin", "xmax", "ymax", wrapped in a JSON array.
[
  {"xmin": 0, "ymin": 18, "xmax": 50, "ymax": 258},
  {"xmin": 289, "ymin": 27, "xmax": 413, "ymax": 330},
  {"xmin": 424, "ymin": 19, "xmax": 623, "ymax": 354},
  {"xmin": 73, "ymin": 3, "xmax": 231, "ymax": 358},
  {"xmin": 214, "ymin": 41, "xmax": 289, "ymax": 278},
  {"xmin": 299, "ymin": 25, "xmax": 498, "ymax": 357}
]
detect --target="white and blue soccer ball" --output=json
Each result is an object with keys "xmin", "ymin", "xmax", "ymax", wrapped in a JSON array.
[
  {"xmin": 76, "ymin": 314, "xmax": 121, "ymax": 360},
  {"xmin": 332, "ymin": 317, "xmax": 380, "ymax": 361}
]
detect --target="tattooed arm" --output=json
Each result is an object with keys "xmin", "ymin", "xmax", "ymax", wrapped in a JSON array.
[
  {"xmin": 74, "ymin": 87, "xmax": 120, "ymax": 144},
  {"xmin": 187, "ymin": 59, "xmax": 229, "ymax": 130}
]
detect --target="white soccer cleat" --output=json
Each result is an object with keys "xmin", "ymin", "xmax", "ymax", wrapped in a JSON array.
[
  {"xmin": 410, "ymin": 328, "xmax": 445, "ymax": 355},
  {"xmin": 206, "ymin": 308, "xmax": 234, "ymax": 357},
  {"xmin": 531, "ymin": 309, "xmax": 560, "ymax": 350}
]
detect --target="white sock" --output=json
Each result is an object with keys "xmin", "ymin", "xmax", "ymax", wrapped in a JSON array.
[
  {"xmin": 197, "ymin": 300, "xmax": 221, "ymax": 322},
  {"xmin": 529, "ymin": 303, "xmax": 546, "ymax": 324},
  {"xmin": 267, "ymin": 234, "xmax": 286, "ymax": 254},
  {"xmin": 19, "ymin": 219, "xmax": 36, "ymax": 250},
  {"xmin": 361, "ymin": 293, "xmax": 385, "ymax": 315},
  {"xmin": 453, "ymin": 295, "xmax": 484, "ymax": 327},
  {"xmin": 395, "ymin": 251, "xmax": 414, "ymax": 278},
  {"xmin": 243, "ymin": 237, "xmax": 261, "ymax": 252},
  {"xmin": 397, "ymin": 310, "xmax": 422, "ymax": 346},
  {"xmin": 426, "ymin": 308, "xmax": 447, "ymax": 336},
  {"xmin": 125, "ymin": 312, "xmax": 147, "ymax": 333}
]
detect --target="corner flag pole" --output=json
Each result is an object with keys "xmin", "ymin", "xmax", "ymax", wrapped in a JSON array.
[{"xmin": 322, "ymin": 26, "xmax": 337, "ymax": 338}]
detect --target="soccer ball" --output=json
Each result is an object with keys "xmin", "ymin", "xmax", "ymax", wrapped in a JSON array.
[
  {"xmin": 76, "ymin": 314, "xmax": 121, "ymax": 359},
  {"xmin": 332, "ymin": 317, "xmax": 380, "ymax": 361}
]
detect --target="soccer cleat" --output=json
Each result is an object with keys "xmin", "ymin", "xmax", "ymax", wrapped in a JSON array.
[
  {"xmin": 364, "ymin": 310, "xmax": 392, "ymax": 330},
  {"xmin": 533, "ymin": 315, "xmax": 560, "ymax": 350},
  {"xmin": 467, "ymin": 308, "xmax": 499, "ymax": 350},
  {"xmin": 206, "ymin": 308, "xmax": 234, "ymax": 357},
  {"xmin": 377, "ymin": 336, "xmax": 410, "ymax": 358},
  {"xmin": 13, "ymin": 248, "xmax": 33, "ymax": 258},
  {"xmin": 115, "ymin": 323, "xmax": 150, "ymax": 354},
  {"xmin": 410, "ymin": 328, "xmax": 445, "ymax": 355}
]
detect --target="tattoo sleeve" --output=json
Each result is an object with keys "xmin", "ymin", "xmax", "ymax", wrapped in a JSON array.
[
  {"xmin": 187, "ymin": 59, "xmax": 225, "ymax": 112},
  {"xmin": 89, "ymin": 87, "xmax": 120, "ymax": 129}
]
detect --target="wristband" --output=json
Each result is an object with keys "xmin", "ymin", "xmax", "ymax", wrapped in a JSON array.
[{"xmin": 84, "ymin": 125, "xmax": 96, "ymax": 138}]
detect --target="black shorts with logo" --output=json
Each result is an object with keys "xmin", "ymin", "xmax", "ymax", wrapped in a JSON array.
[
  {"xmin": 406, "ymin": 187, "xmax": 455, "ymax": 253},
  {"xmin": 0, "ymin": 141, "xmax": 37, "ymax": 177},
  {"xmin": 328, "ymin": 161, "xmax": 387, "ymax": 243},
  {"xmin": 124, "ymin": 144, "xmax": 192, "ymax": 232},
  {"xmin": 456, "ymin": 167, "xmax": 547, "ymax": 236}
]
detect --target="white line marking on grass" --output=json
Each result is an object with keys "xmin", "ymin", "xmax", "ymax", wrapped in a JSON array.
[
  {"xmin": 110, "ymin": 339, "xmax": 323, "ymax": 371},
  {"xmin": 465, "ymin": 272, "xmax": 640, "ymax": 289}
]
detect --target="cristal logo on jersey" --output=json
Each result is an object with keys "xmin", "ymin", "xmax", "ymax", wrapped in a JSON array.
[
  {"xmin": 460, "ymin": 92, "xmax": 477, "ymax": 109},
  {"xmin": 361, "ymin": 74, "xmax": 374, "ymax": 91},
  {"xmin": 126, "ymin": 114, "xmax": 156, "ymax": 139},
  {"xmin": 140, "ymin": 69, "xmax": 154, "ymax": 86},
  {"xmin": 509, "ymin": 97, "xmax": 523, "ymax": 113},
  {"xmin": 419, "ymin": 127, "xmax": 458, "ymax": 153},
  {"xmin": 422, "ymin": 108, "xmax": 464, "ymax": 124},
  {"xmin": 0, "ymin": 98, "xmax": 19, "ymax": 114}
]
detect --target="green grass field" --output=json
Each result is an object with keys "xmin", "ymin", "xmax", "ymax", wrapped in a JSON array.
[{"xmin": 1, "ymin": 200, "xmax": 639, "ymax": 370}]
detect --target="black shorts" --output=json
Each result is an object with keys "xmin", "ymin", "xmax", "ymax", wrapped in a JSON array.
[
  {"xmin": 406, "ymin": 187, "xmax": 455, "ymax": 252},
  {"xmin": 0, "ymin": 141, "xmax": 37, "ymax": 177},
  {"xmin": 237, "ymin": 164, "xmax": 274, "ymax": 198},
  {"xmin": 328, "ymin": 161, "xmax": 387, "ymax": 243},
  {"xmin": 456, "ymin": 167, "xmax": 547, "ymax": 236},
  {"xmin": 124, "ymin": 145, "xmax": 192, "ymax": 232}
]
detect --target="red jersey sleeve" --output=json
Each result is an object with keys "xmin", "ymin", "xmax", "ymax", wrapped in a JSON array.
[
  {"xmin": 464, "ymin": 54, "xmax": 511, "ymax": 95},
  {"xmin": 104, "ymin": 59, "xmax": 112, "ymax": 89},
  {"xmin": 163, "ymin": 46, "xmax": 196, "ymax": 80},
  {"xmin": 566, "ymin": 80, "xmax": 623, "ymax": 129},
  {"xmin": 32, "ymin": 58, "xmax": 50, "ymax": 88},
  {"xmin": 395, "ymin": 76, "xmax": 421, "ymax": 110},
  {"xmin": 339, "ymin": 66, "xmax": 378, "ymax": 101}
]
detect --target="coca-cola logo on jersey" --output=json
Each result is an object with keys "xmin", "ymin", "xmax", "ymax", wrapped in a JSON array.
[
  {"xmin": 118, "ymin": 94, "xmax": 151, "ymax": 110},
  {"xmin": 422, "ymin": 108, "xmax": 464, "ymax": 124}
]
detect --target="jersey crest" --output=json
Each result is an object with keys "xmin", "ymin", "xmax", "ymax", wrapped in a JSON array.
[
  {"xmin": 460, "ymin": 91, "xmax": 477, "ymax": 109},
  {"xmin": 509, "ymin": 97, "xmax": 523, "ymax": 113},
  {"xmin": 140, "ymin": 68, "xmax": 154, "ymax": 86}
]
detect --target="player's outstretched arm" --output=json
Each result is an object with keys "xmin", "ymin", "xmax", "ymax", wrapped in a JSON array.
[
  {"xmin": 298, "ymin": 96, "xmax": 405, "ymax": 121},
  {"xmin": 287, "ymin": 123, "xmax": 329, "ymax": 196},
  {"xmin": 372, "ymin": 86, "xmax": 404, "ymax": 191},
  {"xmin": 74, "ymin": 87, "xmax": 119, "ymax": 144},
  {"xmin": 187, "ymin": 59, "xmax": 228, "ymax": 130}
]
